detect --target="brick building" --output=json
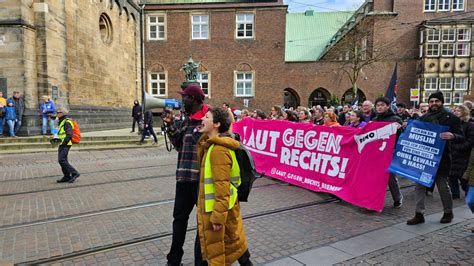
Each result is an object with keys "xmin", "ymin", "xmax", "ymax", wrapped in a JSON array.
[
  {"xmin": 143, "ymin": 0, "xmax": 474, "ymax": 112},
  {"xmin": 0, "ymin": 0, "xmax": 141, "ymax": 135}
]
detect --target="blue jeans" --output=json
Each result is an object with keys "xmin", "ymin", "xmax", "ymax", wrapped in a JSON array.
[
  {"xmin": 42, "ymin": 116, "xmax": 55, "ymax": 134},
  {"xmin": 6, "ymin": 119, "xmax": 15, "ymax": 136},
  {"xmin": 0, "ymin": 117, "xmax": 3, "ymax": 135}
]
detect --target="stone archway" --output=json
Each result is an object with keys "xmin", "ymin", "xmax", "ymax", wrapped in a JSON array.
[
  {"xmin": 283, "ymin": 88, "xmax": 300, "ymax": 109},
  {"xmin": 308, "ymin": 87, "xmax": 330, "ymax": 108},
  {"xmin": 341, "ymin": 88, "xmax": 366, "ymax": 105}
]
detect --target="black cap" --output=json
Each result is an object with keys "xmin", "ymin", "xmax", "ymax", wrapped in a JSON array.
[
  {"xmin": 375, "ymin": 96, "xmax": 390, "ymax": 106},
  {"xmin": 428, "ymin": 91, "xmax": 444, "ymax": 104}
]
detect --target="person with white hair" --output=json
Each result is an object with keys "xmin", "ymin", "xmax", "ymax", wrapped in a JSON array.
[{"xmin": 56, "ymin": 107, "xmax": 80, "ymax": 183}]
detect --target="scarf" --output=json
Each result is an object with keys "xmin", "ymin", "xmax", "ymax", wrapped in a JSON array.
[{"xmin": 419, "ymin": 107, "xmax": 447, "ymax": 124}]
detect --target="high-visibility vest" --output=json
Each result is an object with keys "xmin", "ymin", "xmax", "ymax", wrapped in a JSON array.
[
  {"xmin": 58, "ymin": 119, "xmax": 74, "ymax": 146},
  {"xmin": 204, "ymin": 144, "xmax": 241, "ymax": 213}
]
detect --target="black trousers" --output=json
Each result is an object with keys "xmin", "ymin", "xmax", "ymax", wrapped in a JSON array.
[
  {"xmin": 132, "ymin": 117, "xmax": 140, "ymax": 132},
  {"xmin": 58, "ymin": 146, "xmax": 79, "ymax": 177},
  {"xmin": 167, "ymin": 181, "xmax": 199, "ymax": 266},
  {"xmin": 140, "ymin": 125, "xmax": 157, "ymax": 143}
]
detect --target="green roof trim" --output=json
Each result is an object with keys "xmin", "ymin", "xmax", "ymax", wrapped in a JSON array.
[{"xmin": 285, "ymin": 11, "xmax": 353, "ymax": 62}]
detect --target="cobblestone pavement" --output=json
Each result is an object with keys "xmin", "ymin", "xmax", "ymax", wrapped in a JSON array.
[
  {"xmin": 339, "ymin": 220, "xmax": 474, "ymax": 265},
  {"xmin": 0, "ymin": 147, "xmax": 471, "ymax": 265}
]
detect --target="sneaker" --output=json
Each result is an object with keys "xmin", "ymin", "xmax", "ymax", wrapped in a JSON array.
[
  {"xmin": 68, "ymin": 173, "xmax": 80, "ymax": 183},
  {"xmin": 393, "ymin": 197, "xmax": 403, "ymax": 208},
  {"xmin": 407, "ymin": 213, "xmax": 425, "ymax": 225},
  {"xmin": 440, "ymin": 212, "xmax": 453, "ymax": 224},
  {"xmin": 57, "ymin": 176, "xmax": 71, "ymax": 183}
]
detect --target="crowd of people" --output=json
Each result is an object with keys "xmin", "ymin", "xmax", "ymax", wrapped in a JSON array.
[{"xmin": 0, "ymin": 91, "xmax": 25, "ymax": 137}]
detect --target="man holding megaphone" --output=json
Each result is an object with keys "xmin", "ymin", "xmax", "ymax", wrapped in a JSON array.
[{"xmin": 162, "ymin": 84, "xmax": 209, "ymax": 266}]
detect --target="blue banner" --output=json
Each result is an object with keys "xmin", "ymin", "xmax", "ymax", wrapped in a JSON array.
[{"xmin": 388, "ymin": 120, "xmax": 448, "ymax": 187}]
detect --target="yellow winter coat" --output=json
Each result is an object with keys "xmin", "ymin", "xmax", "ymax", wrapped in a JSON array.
[{"xmin": 196, "ymin": 134, "xmax": 248, "ymax": 266}]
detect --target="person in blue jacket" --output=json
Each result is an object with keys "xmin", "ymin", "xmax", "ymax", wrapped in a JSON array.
[
  {"xmin": 40, "ymin": 96, "xmax": 57, "ymax": 135},
  {"xmin": 4, "ymin": 99, "xmax": 17, "ymax": 137}
]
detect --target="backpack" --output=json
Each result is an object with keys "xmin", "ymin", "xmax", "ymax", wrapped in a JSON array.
[
  {"xmin": 70, "ymin": 119, "xmax": 81, "ymax": 144},
  {"xmin": 231, "ymin": 133, "xmax": 263, "ymax": 202}
]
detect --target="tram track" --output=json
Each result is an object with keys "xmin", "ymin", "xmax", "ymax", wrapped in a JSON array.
[{"xmin": 14, "ymin": 184, "xmax": 417, "ymax": 265}]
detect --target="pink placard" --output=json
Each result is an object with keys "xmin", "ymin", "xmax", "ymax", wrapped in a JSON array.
[{"xmin": 232, "ymin": 118, "xmax": 398, "ymax": 212}]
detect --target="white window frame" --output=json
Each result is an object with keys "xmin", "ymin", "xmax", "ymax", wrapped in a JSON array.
[
  {"xmin": 148, "ymin": 15, "xmax": 166, "ymax": 41},
  {"xmin": 438, "ymin": 0, "xmax": 451, "ymax": 11},
  {"xmin": 197, "ymin": 72, "xmax": 210, "ymax": 97},
  {"xmin": 424, "ymin": 0, "xmax": 437, "ymax": 11},
  {"xmin": 452, "ymin": 0, "xmax": 465, "ymax": 11},
  {"xmin": 457, "ymin": 42, "xmax": 470, "ymax": 56},
  {"xmin": 457, "ymin": 28, "xmax": 470, "ymax": 42},
  {"xmin": 236, "ymin": 13, "xmax": 254, "ymax": 39},
  {"xmin": 454, "ymin": 77, "xmax": 468, "ymax": 90},
  {"xmin": 420, "ymin": 30, "xmax": 424, "ymax": 44},
  {"xmin": 453, "ymin": 91, "xmax": 466, "ymax": 104},
  {"xmin": 419, "ymin": 45, "xmax": 424, "ymax": 58},
  {"xmin": 426, "ymin": 29, "xmax": 440, "ymax": 42},
  {"xmin": 439, "ymin": 77, "xmax": 453, "ymax": 91},
  {"xmin": 191, "ymin": 14, "xmax": 209, "ymax": 40},
  {"xmin": 423, "ymin": 91, "xmax": 432, "ymax": 102},
  {"xmin": 443, "ymin": 91, "xmax": 452, "ymax": 105},
  {"xmin": 149, "ymin": 72, "xmax": 167, "ymax": 97},
  {"xmin": 441, "ymin": 43, "xmax": 455, "ymax": 57},
  {"xmin": 442, "ymin": 28, "xmax": 456, "ymax": 42},
  {"xmin": 425, "ymin": 78, "xmax": 438, "ymax": 90},
  {"xmin": 426, "ymin": 43, "xmax": 440, "ymax": 57},
  {"xmin": 234, "ymin": 71, "xmax": 254, "ymax": 97}
]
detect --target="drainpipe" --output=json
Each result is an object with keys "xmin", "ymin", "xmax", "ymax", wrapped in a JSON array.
[{"xmin": 139, "ymin": 2, "xmax": 146, "ymax": 114}]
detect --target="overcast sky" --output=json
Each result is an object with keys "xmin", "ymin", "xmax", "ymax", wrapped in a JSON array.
[{"xmin": 284, "ymin": 0, "xmax": 365, "ymax": 12}]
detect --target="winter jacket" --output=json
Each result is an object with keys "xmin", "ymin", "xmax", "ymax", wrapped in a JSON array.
[
  {"xmin": 196, "ymin": 134, "xmax": 248, "ymax": 266},
  {"xmin": 372, "ymin": 109, "xmax": 403, "ymax": 139},
  {"xmin": 9, "ymin": 97, "xmax": 25, "ymax": 118},
  {"xmin": 450, "ymin": 121, "xmax": 474, "ymax": 177},
  {"xmin": 132, "ymin": 104, "xmax": 141, "ymax": 119},
  {"xmin": 40, "ymin": 100, "xmax": 56, "ymax": 118},
  {"xmin": 4, "ymin": 100, "xmax": 17, "ymax": 120},
  {"xmin": 143, "ymin": 111, "xmax": 153, "ymax": 126}
]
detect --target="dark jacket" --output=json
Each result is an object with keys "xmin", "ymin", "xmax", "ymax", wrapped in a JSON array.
[
  {"xmin": 58, "ymin": 116, "xmax": 73, "ymax": 146},
  {"xmin": 450, "ymin": 121, "xmax": 474, "ymax": 177},
  {"xmin": 314, "ymin": 117, "xmax": 324, "ymax": 125},
  {"xmin": 144, "ymin": 111, "xmax": 153, "ymax": 126},
  {"xmin": 419, "ymin": 108, "xmax": 465, "ymax": 176},
  {"xmin": 132, "ymin": 104, "xmax": 141, "ymax": 119},
  {"xmin": 363, "ymin": 110, "xmax": 377, "ymax": 122},
  {"xmin": 4, "ymin": 100, "xmax": 17, "ymax": 120},
  {"xmin": 372, "ymin": 109, "xmax": 403, "ymax": 138},
  {"xmin": 9, "ymin": 97, "xmax": 25, "ymax": 118},
  {"xmin": 337, "ymin": 112, "xmax": 347, "ymax": 125}
]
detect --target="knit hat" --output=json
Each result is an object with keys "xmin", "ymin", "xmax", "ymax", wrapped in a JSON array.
[
  {"xmin": 374, "ymin": 96, "xmax": 390, "ymax": 106},
  {"xmin": 428, "ymin": 91, "xmax": 444, "ymax": 104},
  {"xmin": 178, "ymin": 83, "xmax": 205, "ymax": 101}
]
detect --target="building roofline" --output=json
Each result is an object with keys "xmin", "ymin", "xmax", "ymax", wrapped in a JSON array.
[{"xmin": 144, "ymin": 2, "xmax": 286, "ymax": 10}]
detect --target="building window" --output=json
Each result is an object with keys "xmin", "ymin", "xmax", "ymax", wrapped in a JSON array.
[
  {"xmin": 149, "ymin": 73, "xmax": 167, "ymax": 96},
  {"xmin": 442, "ymin": 28, "xmax": 456, "ymax": 42},
  {"xmin": 453, "ymin": 91, "xmax": 466, "ymax": 104},
  {"xmin": 452, "ymin": 0, "xmax": 465, "ymax": 10},
  {"xmin": 454, "ymin": 77, "xmax": 468, "ymax": 90},
  {"xmin": 438, "ymin": 0, "xmax": 451, "ymax": 11},
  {"xmin": 192, "ymin": 15, "xmax": 209, "ymax": 40},
  {"xmin": 235, "ymin": 72, "xmax": 253, "ymax": 97},
  {"xmin": 427, "ymin": 29, "xmax": 440, "ymax": 42},
  {"xmin": 426, "ymin": 43, "xmax": 440, "ymax": 57},
  {"xmin": 425, "ymin": 78, "xmax": 438, "ymax": 90},
  {"xmin": 457, "ymin": 43, "xmax": 470, "ymax": 56},
  {"xmin": 236, "ymin": 13, "xmax": 254, "ymax": 39},
  {"xmin": 441, "ymin": 43, "xmax": 455, "ymax": 56},
  {"xmin": 457, "ymin": 28, "xmax": 470, "ymax": 42},
  {"xmin": 419, "ymin": 45, "xmax": 424, "ymax": 58},
  {"xmin": 149, "ymin": 15, "xmax": 165, "ymax": 40},
  {"xmin": 197, "ymin": 72, "xmax": 210, "ymax": 97},
  {"xmin": 443, "ymin": 91, "xmax": 452, "ymax": 105},
  {"xmin": 439, "ymin": 77, "xmax": 452, "ymax": 90},
  {"xmin": 424, "ymin": 0, "xmax": 436, "ymax": 11}
]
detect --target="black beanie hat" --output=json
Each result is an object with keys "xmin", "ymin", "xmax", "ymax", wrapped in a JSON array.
[
  {"xmin": 428, "ymin": 91, "xmax": 444, "ymax": 104},
  {"xmin": 375, "ymin": 96, "xmax": 390, "ymax": 106}
]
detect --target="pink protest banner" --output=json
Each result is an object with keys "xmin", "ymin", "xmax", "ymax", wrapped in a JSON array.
[{"xmin": 232, "ymin": 118, "xmax": 399, "ymax": 212}]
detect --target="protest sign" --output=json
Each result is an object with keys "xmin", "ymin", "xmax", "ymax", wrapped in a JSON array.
[
  {"xmin": 232, "ymin": 118, "xmax": 398, "ymax": 212},
  {"xmin": 388, "ymin": 120, "xmax": 448, "ymax": 187}
]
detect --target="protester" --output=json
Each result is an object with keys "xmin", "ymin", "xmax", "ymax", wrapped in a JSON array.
[
  {"xmin": 162, "ymin": 84, "xmax": 208, "ymax": 266},
  {"xmin": 361, "ymin": 100, "xmax": 376, "ymax": 122},
  {"xmin": 270, "ymin": 105, "xmax": 284, "ymax": 120},
  {"xmin": 195, "ymin": 107, "xmax": 252, "ymax": 266},
  {"xmin": 347, "ymin": 110, "xmax": 367, "ymax": 128},
  {"xmin": 253, "ymin": 109, "xmax": 266, "ymax": 120},
  {"xmin": 396, "ymin": 102, "xmax": 409, "ymax": 121},
  {"xmin": 131, "ymin": 100, "xmax": 142, "ymax": 133},
  {"xmin": 372, "ymin": 96, "xmax": 403, "ymax": 208},
  {"xmin": 9, "ymin": 91, "xmax": 25, "ymax": 135},
  {"xmin": 297, "ymin": 108, "xmax": 311, "ymax": 123},
  {"xmin": 337, "ymin": 104, "xmax": 351, "ymax": 125},
  {"xmin": 40, "ymin": 96, "xmax": 56, "ymax": 135},
  {"xmin": 0, "ymin": 91, "xmax": 5, "ymax": 137},
  {"xmin": 240, "ymin": 109, "xmax": 250, "ymax": 119},
  {"xmin": 55, "ymin": 107, "xmax": 80, "ymax": 183},
  {"xmin": 313, "ymin": 107, "xmax": 325, "ymax": 125},
  {"xmin": 323, "ymin": 111, "xmax": 340, "ymax": 127},
  {"xmin": 3, "ymin": 99, "xmax": 16, "ymax": 137},
  {"xmin": 449, "ymin": 105, "xmax": 474, "ymax": 199},
  {"xmin": 464, "ymin": 100, "xmax": 474, "ymax": 122},
  {"xmin": 285, "ymin": 110, "xmax": 298, "ymax": 122},
  {"xmin": 407, "ymin": 92, "xmax": 464, "ymax": 225},
  {"xmin": 139, "ymin": 110, "xmax": 158, "ymax": 145}
]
